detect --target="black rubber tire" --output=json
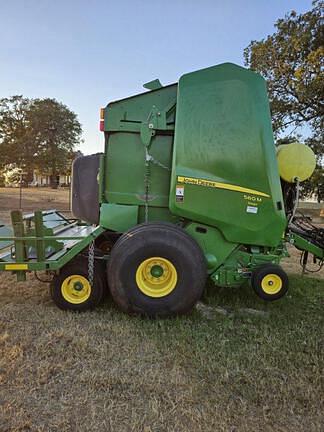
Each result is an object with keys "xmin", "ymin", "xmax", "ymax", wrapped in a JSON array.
[
  {"xmin": 107, "ymin": 222, "xmax": 207, "ymax": 317},
  {"xmin": 251, "ymin": 264, "xmax": 289, "ymax": 301},
  {"xmin": 50, "ymin": 255, "xmax": 105, "ymax": 311}
]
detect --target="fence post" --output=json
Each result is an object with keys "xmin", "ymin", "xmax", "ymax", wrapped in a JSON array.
[{"xmin": 11, "ymin": 210, "xmax": 26, "ymax": 281}]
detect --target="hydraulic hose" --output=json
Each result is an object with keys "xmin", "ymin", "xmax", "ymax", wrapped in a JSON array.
[{"xmin": 289, "ymin": 178, "xmax": 300, "ymax": 225}]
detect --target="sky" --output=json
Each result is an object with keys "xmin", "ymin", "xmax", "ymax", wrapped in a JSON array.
[{"xmin": 0, "ymin": 0, "xmax": 313, "ymax": 155}]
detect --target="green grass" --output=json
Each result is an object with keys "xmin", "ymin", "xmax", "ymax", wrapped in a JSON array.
[
  {"xmin": 128, "ymin": 277, "xmax": 324, "ymax": 431},
  {"xmin": 0, "ymin": 273, "xmax": 323, "ymax": 431}
]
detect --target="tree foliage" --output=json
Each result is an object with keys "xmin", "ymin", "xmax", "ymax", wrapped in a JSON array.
[
  {"xmin": 244, "ymin": 1, "xmax": 324, "ymax": 200},
  {"xmin": 244, "ymin": 0, "xmax": 323, "ymax": 136},
  {"xmin": 28, "ymin": 98, "xmax": 82, "ymax": 185},
  {"xmin": 0, "ymin": 96, "xmax": 82, "ymax": 186},
  {"xmin": 2, "ymin": 164, "xmax": 22, "ymax": 187},
  {"xmin": 0, "ymin": 96, "xmax": 36, "ymax": 170}
]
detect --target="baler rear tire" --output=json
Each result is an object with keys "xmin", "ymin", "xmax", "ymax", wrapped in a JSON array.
[
  {"xmin": 251, "ymin": 264, "xmax": 289, "ymax": 301},
  {"xmin": 107, "ymin": 223, "xmax": 207, "ymax": 317}
]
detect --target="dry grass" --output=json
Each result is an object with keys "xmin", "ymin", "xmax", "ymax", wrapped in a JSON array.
[
  {"xmin": 0, "ymin": 273, "xmax": 323, "ymax": 432},
  {"xmin": 0, "ymin": 187, "xmax": 70, "ymax": 224},
  {"xmin": 0, "ymin": 187, "xmax": 323, "ymax": 431}
]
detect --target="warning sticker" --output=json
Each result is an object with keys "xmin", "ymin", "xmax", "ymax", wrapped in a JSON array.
[
  {"xmin": 246, "ymin": 205, "xmax": 258, "ymax": 214},
  {"xmin": 176, "ymin": 185, "xmax": 184, "ymax": 202}
]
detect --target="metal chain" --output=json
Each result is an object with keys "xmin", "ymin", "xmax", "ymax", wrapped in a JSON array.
[
  {"xmin": 146, "ymin": 153, "xmax": 171, "ymax": 171},
  {"xmin": 144, "ymin": 149, "xmax": 150, "ymax": 223},
  {"xmin": 144, "ymin": 149, "xmax": 170, "ymax": 223},
  {"xmin": 88, "ymin": 240, "xmax": 95, "ymax": 286}
]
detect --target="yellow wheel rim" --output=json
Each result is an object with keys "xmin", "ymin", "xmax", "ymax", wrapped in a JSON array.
[
  {"xmin": 261, "ymin": 274, "xmax": 282, "ymax": 295},
  {"xmin": 136, "ymin": 257, "xmax": 177, "ymax": 298},
  {"xmin": 61, "ymin": 275, "xmax": 91, "ymax": 304}
]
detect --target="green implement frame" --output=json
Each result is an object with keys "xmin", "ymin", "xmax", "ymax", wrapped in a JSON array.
[
  {"xmin": 0, "ymin": 210, "xmax": 105, "ymax": 281},
  {"xmin": 288, "ymin": 231, "xmax": 323, "ymax": 260}
]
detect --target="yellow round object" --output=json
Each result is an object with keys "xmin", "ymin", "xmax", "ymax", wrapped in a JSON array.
[
  {"xmin": 261, "ymin": 274, "xmax": 282, "ymax": 295},
  {"xmin": 276, "ymin": 143, "xmax": 316, "ymax": 183},
  {"xmin": 136, "ymin": 257, "xmax": 177, "ymax": 298},
  {"xmin": 61, "ymin": 274, "xmax": 91, "ymax": 304}
]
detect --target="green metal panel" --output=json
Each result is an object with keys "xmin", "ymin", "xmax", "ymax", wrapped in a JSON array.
[
  {"xmin": 100, "ymin": 203, "xmax": 139, "ymax": 232},
  {"xmin": 104, "ymin": 84, "xmax": 177, "ymax": 132},
  {"xmin": 137, "ymin": 206, "xmax": 180, "ymax": 224},
  {"xmin": 102, "ymin": 84, "xmax": 177, "ymax": 223},
  {"xmin": 185, "ymin": 222, "xmax": 238, "ymax": 273},
  {"xmin": 104, "ymin": 133, "xmax": 173, "ymax": 208},
  {"xmin": 169, "ymin": 63, "xmax": 286, "ymax": 247}
]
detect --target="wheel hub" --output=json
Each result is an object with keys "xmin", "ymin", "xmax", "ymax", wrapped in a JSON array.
[
  {"xmin": 261, "ymin": 274, "xmax": 282, "ymax": 295},
  {"xmin": 136, "ymin": 257, "xmax": 177, "ymax": 298},
  {"xmin": 61, "ymin": 275, "xmax": 91, "ymax": 304},
  {"xmin": 150, "ymin": 265, "xmax": 164, "ymax": 278},
  {"xmin": 73, "ymin": 281, "xmax": 84, "ymax": 291}
]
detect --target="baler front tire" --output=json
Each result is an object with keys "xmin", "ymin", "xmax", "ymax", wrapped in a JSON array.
[
  {"xmin": 50, "ymin": 257, "xmax": 105, "ymax": 311},
  {"xmin": 107, "ymin": 223, "xmax": 207, "ymax": 317}
]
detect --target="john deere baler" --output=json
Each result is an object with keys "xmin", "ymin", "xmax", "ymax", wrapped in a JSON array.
[{"xmin": 1, "ymin": 63, "xmax": 323, "ymax": 316}]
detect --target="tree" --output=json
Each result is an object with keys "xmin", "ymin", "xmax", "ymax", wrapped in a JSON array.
[
  {"xmin": 0, "ymin": 96, "xmax": 82, "ymax": 188},
  {"xmin": 29, "ymin": 98, "xmax": 82, "ymax": 187},
  {"xmin": 244, "ymin": 1, "xmax": 324, "ymax": 200},
  {"xmin": 0, "ymin": 96, "xmax": 36, "ymax": 178},
  {"xmin": 244, "ymin": 1, "xmax": 323, "ymax": 136}
]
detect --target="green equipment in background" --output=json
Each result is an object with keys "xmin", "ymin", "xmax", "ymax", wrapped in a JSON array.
[{"xmin": 0, "ymin": 63, "xmax": 323, "ymax": 316}]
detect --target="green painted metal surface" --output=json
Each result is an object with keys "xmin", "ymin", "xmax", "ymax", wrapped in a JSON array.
[
  {"xmin": 100, "ymin": 203, "xmax": 139, "ymax": 232},
  {"xmin": 103, "ymin": 84, "xmax": 177, "ymax": 219},
  {"xmin": 211, "ymin": 247, "xmax": 284, "ymax": 287},
  {"xmin": 185, "ymin": 222, "xmax": 238, "ymax": 273},
  {"xmin": 169, "ymin": 63, "xmax": 286, "ymax": 247},
  {"xmin": 102, "ymin": 63, "xmax": 286, "ymax": 248},
  {"xmin": 103, "ymin": 133, "xmax": 173, "ymax": 208}
]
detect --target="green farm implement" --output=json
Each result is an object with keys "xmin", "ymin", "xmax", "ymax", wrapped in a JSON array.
[{"xmin": 1, "ymin": 63, "xmax": 323, "ymax": 316}]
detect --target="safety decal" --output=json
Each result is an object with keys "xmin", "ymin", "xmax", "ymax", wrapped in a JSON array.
[
  {"xmin": 176, "ymin": 185, "xmax": 184, "ymax": 202},
  {"xmin": 246, "ymin": 205, "xmax": 258, "ymax": 214}
]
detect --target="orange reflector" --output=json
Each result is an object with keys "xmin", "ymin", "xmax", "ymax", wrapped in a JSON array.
[{"xmin": 99, "ymin": 108, "xmax": 105, "ymax": 131}]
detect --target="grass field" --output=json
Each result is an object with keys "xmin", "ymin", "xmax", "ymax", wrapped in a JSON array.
[{"xmin": 0, "ymin": 188, "xmax": 323, "ymax": 431}]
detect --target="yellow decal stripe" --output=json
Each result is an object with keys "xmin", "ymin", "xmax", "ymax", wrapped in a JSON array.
[
  {"xmin": 5, "ymin": 264, "xmax": 28, "ymax": 270},
  {"xmin": 177, "ymin": 176, "xmax": 270, "ymax": 198}
]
